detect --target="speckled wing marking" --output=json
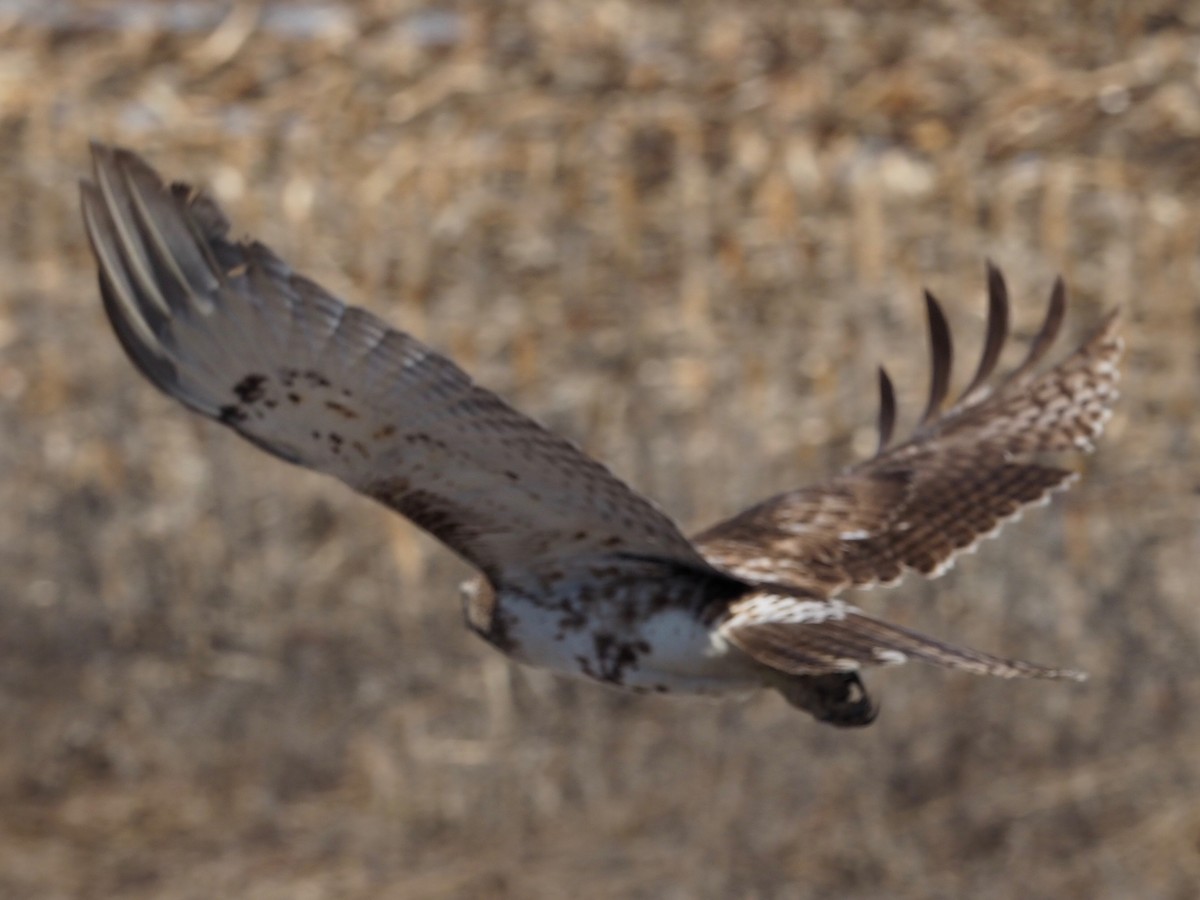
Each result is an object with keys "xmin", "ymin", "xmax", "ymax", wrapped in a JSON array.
[
  {"xmin": 695, "ymin": 264, "xmax": 1123, "ymax": 596},
  {"xmin": 719, "ymin": 592, "xmax": 1085, "ymax": 680},
  {"xmin": 79, "ymin": 144, "xmax": 712, "ymax": 583}
]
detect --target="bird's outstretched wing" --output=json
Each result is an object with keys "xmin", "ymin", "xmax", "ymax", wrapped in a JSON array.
[
  {"xmin": 80, "ymin": 143, "xmax": 713, "ymax": 585},
  {"xmin": 695, "ymin": 264, "xmax": 1122, "ymax": 596}
]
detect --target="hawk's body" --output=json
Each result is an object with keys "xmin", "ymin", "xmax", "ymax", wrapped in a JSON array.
[
  {"xmin": 465, "ymin": 569, "xmax": 756, "ymax": 696},
  {"xmin": 80, "ymin": 145, "xmax": 1122, "ymax": 726}
]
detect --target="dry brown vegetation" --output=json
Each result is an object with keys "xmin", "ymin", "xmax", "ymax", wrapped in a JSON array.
[{"xmin": 1, "ymin": 2, "xmax": 1198, "ymax": 897}]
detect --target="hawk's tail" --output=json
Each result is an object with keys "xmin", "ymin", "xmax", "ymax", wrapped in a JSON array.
[{"xmin": 720, "ymin": 593, "xmax": 1085, "ymax": 726}]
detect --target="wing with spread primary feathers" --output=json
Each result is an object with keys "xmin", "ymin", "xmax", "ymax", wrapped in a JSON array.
[
  {"xmin": 80, "ymin": 143, "xmax": 713, "ymax": 585},
  {"xmin": 695, "ymin": 264, "xmax": 1122, "ymax": 596}
]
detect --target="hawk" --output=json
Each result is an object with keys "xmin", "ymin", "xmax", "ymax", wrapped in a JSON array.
[{"xmin": 80, "ymin": 144, "xmax": 1122, "ymax": 726}]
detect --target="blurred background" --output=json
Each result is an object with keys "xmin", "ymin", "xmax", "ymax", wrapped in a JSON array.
[{"xmin": 1, "ymin": 2, "xmax": 1197, "ymax": 897}]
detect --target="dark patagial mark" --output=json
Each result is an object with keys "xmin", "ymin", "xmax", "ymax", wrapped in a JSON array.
[{"xmin": 366, "ymin": 479, "xmax": 488, "ymax": 566}]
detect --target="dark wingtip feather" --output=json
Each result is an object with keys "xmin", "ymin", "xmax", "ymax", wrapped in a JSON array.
[
  {"xmin": 97, "ymin": 271, "xmax": 181, "ymax": 392},
  {"xmin": 876, "ymin": 366, "xmax": 897, "ymax": 453},
  {"xmin": 1008, "ymin": 275, "xmax": 1067, "ymax": 383},
  {"xmin": 958, "ymin": 261, "xmax": 1011, "ymax": 403},
  {"xmin": 919, "ymin": 290, "xmax": 953, "ymax": 426}
]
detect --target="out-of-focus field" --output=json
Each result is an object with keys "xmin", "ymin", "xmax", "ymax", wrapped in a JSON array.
[{"xmin": 1, "ymin": 2, "xmax": 1197, "ymax": 897}]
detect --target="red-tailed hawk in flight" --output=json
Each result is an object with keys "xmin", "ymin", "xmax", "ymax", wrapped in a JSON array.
[{"xmin": 80, "ymin": 144, "xmax": 1121, "ymax": 726}]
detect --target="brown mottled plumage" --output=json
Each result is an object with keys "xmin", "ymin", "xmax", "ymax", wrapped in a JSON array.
[
  {"xmin": 696, "ymin": 269, "xmax": 1122, "ymax": 596},
  {"xmin": 80, "ymin": 144, "xmax": 1122, "ymax": 727}
]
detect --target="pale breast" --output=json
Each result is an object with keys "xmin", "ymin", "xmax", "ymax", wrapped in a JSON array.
[{"xmin": 480, "ymin": 576, "xmax": 762, "ymax": 696}]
